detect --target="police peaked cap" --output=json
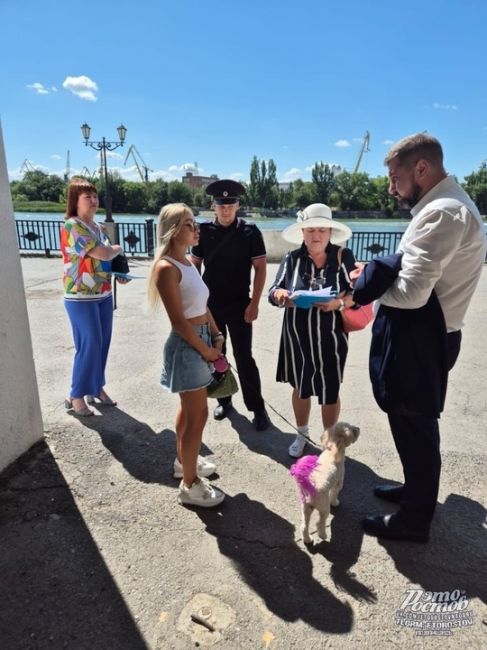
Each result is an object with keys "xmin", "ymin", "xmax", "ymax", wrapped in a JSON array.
[{"xmin": 206, "ymin": 179, "xmax": 246, "ymax": 204}]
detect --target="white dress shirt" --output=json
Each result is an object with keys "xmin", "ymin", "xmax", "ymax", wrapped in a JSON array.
[{"xmin": 380, "ymin": 176, "xmax": 487, "ymax": 332}]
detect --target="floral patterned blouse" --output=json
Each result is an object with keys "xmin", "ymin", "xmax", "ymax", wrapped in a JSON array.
[{"xmin": 61, "ymin": 218, "xmax": 112, "ymax": 299}]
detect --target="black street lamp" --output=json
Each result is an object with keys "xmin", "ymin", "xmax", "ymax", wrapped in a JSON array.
[{"xmin": 80, "ymin": 123, "xmax": 127, "ymax": 222}]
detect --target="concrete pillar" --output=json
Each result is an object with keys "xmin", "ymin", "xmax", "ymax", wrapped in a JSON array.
[{"xmin": 0, "ymin": 122, "xmax": 43, "ymax": 471}]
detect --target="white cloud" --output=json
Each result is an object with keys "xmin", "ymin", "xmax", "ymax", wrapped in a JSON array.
[
  {"xmin": 105, "ymin": 151, "xmax": 123, "ymax": 160},
  {"xmin": 62, "ymin": 75, "xmax": 98, "ymax": 101},
  {"xmin": 433, "ymin": 103, "xmax": 458, "ymax": 111},
  {"xmin": 51, "ymin": 86, "xmax": 58, "ymax": 92},
  {"xmin": 230, "ymin": 172, "xmax": 245, "ymax": 181},
  {"xmin": 281, "ymin": 167, "xmax": 301, "ymax": 182},
  {"xmin": 51, "ymin": 154, "xmax": 63, "ymax": 160},
  {"xmin": 335, "ymin": 139, "xmax": 351, "ymax": 148},
  {"xmin": 152, "ymin": 169, "xmax": 179, "ymax": 181},
  {"xmin": 27, "ymin": 82, "xmax": 49, "ymax": 95},
  {"xmin": 168, "ymin": 162, "xmax": 200, "ymax": 173},
  {"xmin": 383, "ymin": 139, "xmax": 394, "ymax": 145}
]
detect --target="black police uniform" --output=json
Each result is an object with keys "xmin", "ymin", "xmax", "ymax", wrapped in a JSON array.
[{"xmin": 191, "ymin": 180, "xmax": 268, "ymax": 423}]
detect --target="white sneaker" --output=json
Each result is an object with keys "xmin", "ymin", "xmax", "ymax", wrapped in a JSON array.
[
  {"xmin": 173, "ymin": 455, "xmax": 217, "ymax": 479},
  {"xmin": 178, "ymin": 478, "xmax": 225, "ymax": 508},
  {"xmin": 288, "ymin": 434, "xmax": 307, "ymax": 458}
]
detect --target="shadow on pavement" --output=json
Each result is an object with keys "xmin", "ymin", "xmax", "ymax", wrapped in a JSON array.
[
  {"xmin": 76, "ymin": 406, "xmax": 213, "ymax": 486},
  {"xmin": 195, "ymin": 492, "xmax": 354, "ymax": 634},
  {"xmin": 308, "ymin": 457, "xmax": 379, "ymax": 604},
  {"xmin": 376, "ymin": 492, "xmax": 487, "ymax": 604},
  {"xmin": 0, "ymin": 441, "xmax": 147, "ymax": 650},
  {"xmin": 226, "ymin": 408, "xmax": 303, "ymax": 469}
]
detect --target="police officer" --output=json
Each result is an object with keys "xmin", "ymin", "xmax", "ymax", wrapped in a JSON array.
[{"xmin": 191, "ymin": 179, "xmax": 270, "ymax": 431}]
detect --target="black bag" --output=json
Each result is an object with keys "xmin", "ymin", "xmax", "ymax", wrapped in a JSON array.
[{"xmin": 111, "ymin": 254, "xmax": 130, "ymax": 274}]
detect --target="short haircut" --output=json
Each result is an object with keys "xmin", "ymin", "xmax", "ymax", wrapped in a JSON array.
[
  {"xmin": 384, "ymin": 133, "xmax": 444, "ymax": 169},
  {"xmin": 65, "ymin": 177, "xmax": 98, "ymax": 219}
]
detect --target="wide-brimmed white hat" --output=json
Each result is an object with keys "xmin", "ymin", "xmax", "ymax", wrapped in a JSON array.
[{"xmin": 282, "ymin": 203, "xmax": 352, "ymax": 245}]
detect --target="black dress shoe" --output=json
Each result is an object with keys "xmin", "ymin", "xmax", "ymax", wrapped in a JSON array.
[
  {"xmin": 252, "ymin": 409, "xmax": 270, "ymax": 431},
  {"xmin": 362, "ymin": 514, "xmax": 429, "ymax": 543},
  {"xmin": 374, "ymin": 484, "xmax": 404, "ymax": 503},
  {"xmin": 213, "ymin": 402, "xmax": 232, "ymax": 421}
]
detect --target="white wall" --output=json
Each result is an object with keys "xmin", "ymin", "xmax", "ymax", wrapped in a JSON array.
[
  {"xmin": 0, "ymin": 122, "xmax": 43, "ymax": 472},
  {"xmin": 261, "ymin": 230, "xmax": 293, "ymax": 264}
]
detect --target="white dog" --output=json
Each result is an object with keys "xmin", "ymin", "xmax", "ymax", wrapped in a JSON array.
[{"xmin": 290, "ymin": 422, "xmax": 360, "ymax": 543}]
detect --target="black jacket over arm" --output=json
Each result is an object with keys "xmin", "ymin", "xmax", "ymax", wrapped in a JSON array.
[{"xmin": 353, "ymin": 254, "xmax": 448, "ymax": 418}]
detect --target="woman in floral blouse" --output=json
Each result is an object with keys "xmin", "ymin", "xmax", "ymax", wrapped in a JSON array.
[{"xmin": 61, "ymin": 178, "xmax": 127, "ymax": 416}]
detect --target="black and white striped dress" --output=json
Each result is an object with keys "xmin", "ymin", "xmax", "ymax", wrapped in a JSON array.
[{"xmin": 269, "ymin": 243, "xmax": 356, "ymax": 405}]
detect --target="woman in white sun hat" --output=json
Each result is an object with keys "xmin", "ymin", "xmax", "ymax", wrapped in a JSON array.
[{"xmin": 268, "ymin": 203, "xmax": 357, "ymax": 457}]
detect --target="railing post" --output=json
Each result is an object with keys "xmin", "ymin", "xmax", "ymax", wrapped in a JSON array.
[
  {"xmin": 103, "ymin": 220, "xmax": 117, "ymax": 246},
  {"xmin": 146, "ymin": 218, "xmax": 154, "ymax": 257}
]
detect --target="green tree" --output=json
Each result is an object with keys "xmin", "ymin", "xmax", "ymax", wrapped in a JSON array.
[
  {"xmin": 248, "ymin": 156, "xmax": 279, "ymax": 208},
  {"xmin": 167, "ymin": 180, "xmax": 193, "ymax": 204},
  {"xmin": 463, "ymin": 162, "xmax": 487, "ymax": 215},
  {"xmin": 120, "ymin": 181, "xmax": 148, "ymax": 213},
  {"xmin": 105, "ymin": 173, "xmax": 127, "ymax": 212},
  {"xmin": 193, "ymin": 187, "xmax": 212, "ymax": 209},
  {"xmin": 331, "ymin": 171, "xmax": 375, "ymax": 210},
  {"xmin": 279, "ymin": 184, "xmax": 294, "ymax": 208},
  {"xmin": 146, "ymin": 179, "xmax": 169, "ymax": 214},
  {"xmin": 371, "ymin": 176, "xmax": 396, "ymax": 215},
  {"xmin": 293, "ymin": 179, "xmax": 315, "ymax": 208},
  {"xmin": 17, "ymin": 170, "xmax": 65, "ymax": 202},
  {"xmin": 311, "ymin": 162, "xmax": 336, "ymax": 204}
]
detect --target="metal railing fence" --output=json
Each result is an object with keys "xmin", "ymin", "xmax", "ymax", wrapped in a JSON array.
[{"xmin": 15, "ymin": 218, "xmax": 486, "ymax": 262}]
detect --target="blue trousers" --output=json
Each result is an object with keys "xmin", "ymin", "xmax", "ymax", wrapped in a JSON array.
[{"xmin": 64, "ymin": 295, "xmax": 113, "ymax": 398}]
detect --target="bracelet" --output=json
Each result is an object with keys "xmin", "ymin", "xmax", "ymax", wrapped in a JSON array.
[
  {"xmin": 338, "ymin": 299, "xmax": 345, "ymax": 312},
  {"xmin": 212, "ymin": 332, "xmax": 224, "ymax": 342}
]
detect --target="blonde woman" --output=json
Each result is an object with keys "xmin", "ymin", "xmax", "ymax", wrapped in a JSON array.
[{"xmin": 148, "ymin": 203, "xmax": 225, "ymax": 507}]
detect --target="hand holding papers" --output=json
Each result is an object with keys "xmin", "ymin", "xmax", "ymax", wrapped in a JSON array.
[{"xmin": 290, "ymin": 287, "xmax": 336, "ymax": 309}]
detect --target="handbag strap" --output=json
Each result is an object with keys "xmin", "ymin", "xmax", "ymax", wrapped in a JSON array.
[{"xmin": 336, "ymin": 246, "xmax": 353, "ymax": 296}]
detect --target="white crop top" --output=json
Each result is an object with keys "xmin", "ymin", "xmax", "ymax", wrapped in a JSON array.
[{"xmin": 162, "ymin": 255, "xmax": 209, "ymax": 318}]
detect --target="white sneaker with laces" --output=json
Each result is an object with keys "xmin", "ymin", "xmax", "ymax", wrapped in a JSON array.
[
  {"xmin": 173, "ymin": 455, "xmax": 216, "ymax": 479},
  {"xmin": 288, "ymin": 434, "xmax": 307, "ymax": 458},
  {"xmin": 178, "ymin": 478, "xmax": 225, "ymax": 508}
]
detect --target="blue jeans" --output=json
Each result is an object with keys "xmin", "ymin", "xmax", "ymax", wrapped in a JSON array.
[{"xmin": 64, "ymin": 295, "xmax": 113, "ymax": 398}]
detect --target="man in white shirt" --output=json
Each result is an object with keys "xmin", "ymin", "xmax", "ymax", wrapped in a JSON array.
[{"xmin": 360, "ymin": 133, "xmax": 487, "ymax": 542}]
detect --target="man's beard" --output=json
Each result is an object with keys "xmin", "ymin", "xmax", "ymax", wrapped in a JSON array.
[{"xmin": 396, "ymin": 181, "xmax": 422, "ymax": 209}]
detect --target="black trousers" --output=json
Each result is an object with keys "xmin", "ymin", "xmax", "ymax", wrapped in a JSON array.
[
  {"xmin": 387, "ymin": 331, "xmax": 462, "ymax": 529},
  {"xmin": 211, "ymin": 302, "xmax": 265, "ymax": 413}
]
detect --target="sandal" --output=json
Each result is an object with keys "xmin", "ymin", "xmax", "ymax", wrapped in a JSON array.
[
  {"xmin": 86, "ymin": 394, "xmax": 117, "ymax": 406},
  {"xmin": 64, "ymin": 398, "xmax": 94, "ymax": 417}
]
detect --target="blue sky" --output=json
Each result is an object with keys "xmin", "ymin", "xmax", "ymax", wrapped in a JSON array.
[{"xmin": 1, "ymin": 0, "xmax": 486, "ymax": 184}]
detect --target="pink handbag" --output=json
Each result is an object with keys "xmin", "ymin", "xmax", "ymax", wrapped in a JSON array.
[
  {"xmin": 340, "ymin": 302, "xmax": 374, "ymax": 333},
  {"xmin": 337, "ymin": 247, "xmax": 374, "ymax": 333}
]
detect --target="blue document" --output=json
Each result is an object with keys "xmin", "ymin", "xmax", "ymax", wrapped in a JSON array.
[{"xmin": 291, "ymin": 289, "xmax": 336, "ymax": 309}]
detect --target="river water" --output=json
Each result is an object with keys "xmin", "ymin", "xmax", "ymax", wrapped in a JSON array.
[{"xmin": 15, "ymin": 212, "xmax": 410, "ymax": 233}]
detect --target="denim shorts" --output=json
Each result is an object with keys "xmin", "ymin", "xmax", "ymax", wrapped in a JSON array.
[{"xmin": 161, "ymin": 324, "xmax": 213, "ymax": 393}]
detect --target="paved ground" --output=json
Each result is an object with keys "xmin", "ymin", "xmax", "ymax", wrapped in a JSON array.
[{"xmin": 1, "ymin": 256, "xmax": 486, "ymax": 649}]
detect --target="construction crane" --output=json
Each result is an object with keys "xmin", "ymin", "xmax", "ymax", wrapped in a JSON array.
[
  {"xmin": 64, "ymin": 150, "xmax": 71, "ymax": 181},
  {"xmin": 353, "ymin": 131, "xmax": 370, "ymax": 173},
  {"xmin": 20, "ymin": 159, "xmax": 36, "ymax": 175},
  {"xmin": 79, "ymin": 166, "xmax": 98, "ymax": 180},
  {"xmin": 123, "ymin": 144, "xmax": 153, "ymax": 182}
]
